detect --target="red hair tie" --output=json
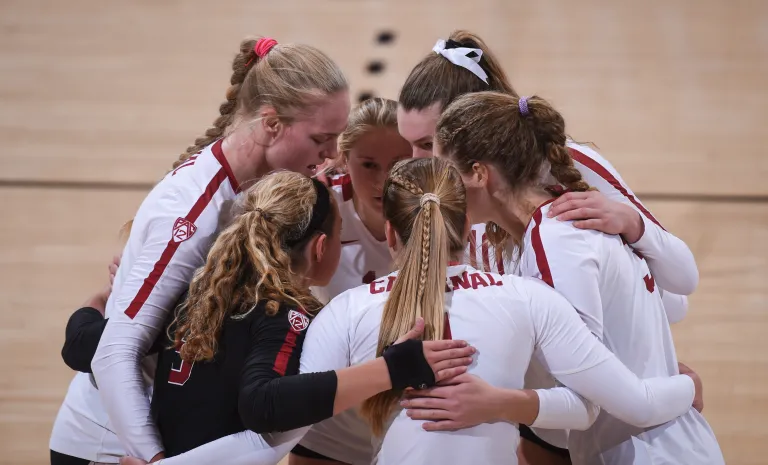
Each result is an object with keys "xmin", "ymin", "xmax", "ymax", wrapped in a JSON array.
[
  {"xmin": 246, "ymin": 37, "xmax": 278, "ymax": 67},
  {"xmin": 255, "ymin": 37, "xmax": 277, "ymax": 57}
]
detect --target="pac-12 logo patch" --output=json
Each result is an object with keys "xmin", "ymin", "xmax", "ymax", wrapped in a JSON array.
[
  {"xmin": 288, "ymin": 309, "xmax": 310, "ymax": 332},
  {"xmin": 172, "ymin": 218, "xmax": 197, "ymax": 243}
]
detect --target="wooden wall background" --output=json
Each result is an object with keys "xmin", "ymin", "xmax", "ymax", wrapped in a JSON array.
[{"xmin": 1, "ymin": 1, "xmax": 766, "ymax": 463}]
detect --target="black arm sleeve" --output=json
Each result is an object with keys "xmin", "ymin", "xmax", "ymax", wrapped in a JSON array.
[
  {"xmin": 61, "ymin": 304, "xmax": 171, "ymax": 373},
  {"xmin": 238, "ymin": 307, "xmax": 338, "ymax": 433},
  {"xmin": 61, "ymin": 307, "xmax": 108, "ymax": 373}
]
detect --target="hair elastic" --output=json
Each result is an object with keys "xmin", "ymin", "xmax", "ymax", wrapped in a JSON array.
[
  {"xmin": 252, "ymin": 207, "xmax": 271, "ymax": 221},
  {"xmin": 246, "ymin": 37, "xmax": 278, "ymax": 67},
  {"xmin": 518, "ymin": 96, "xmax": 530, "ymax": 116},
  {"xmin": 432, "ymin": 39, "xmax": 489, "ymax": 84},
  {"xmin": 420, "ymin": 193, "xmax": 441, "ymax": 207},
  {"xmin": 285, "ymin": 178, "xmax": 331, "ymax": 248}
]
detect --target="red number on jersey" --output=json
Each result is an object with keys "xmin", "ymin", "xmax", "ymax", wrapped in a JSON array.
[
  {"xmin": 643, "ymin": 274, "xmax": 655, "ymax": 293},
  {"xmin": 168, "ymin": 347, "xmax": 194, "ymax": 386},
  {"xmin": 363, "ymin": 270, "xmax": 376, "ymax": 284}
]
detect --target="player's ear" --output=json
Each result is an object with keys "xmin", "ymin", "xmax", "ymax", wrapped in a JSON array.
[
  {"xmin": 312, "ymin": 233, "xmax": 328, "ymax": 264},
  {"xmin": 259, "ymin": 106, "xmax": 283, "ymax": 143},
  {"xmin": 385, "ymin": 221, "xmax": 399, "ymax": 254}
]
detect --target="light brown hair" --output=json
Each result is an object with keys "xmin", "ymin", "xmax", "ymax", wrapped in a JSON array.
[
  {"xmin": 399, "ymin": 30, "xmax": 516, "ymax": 111},
  {"xmin": 435, "ymin": 91, "xmax": 591, "ymax": 256},
  {"xmin": 359, "ymin": 157, "xmax": 467, "ymax": 435},
  {"xmin": 173, "ymin": 37, "xmax": 348, "ymax": 169},
  {"xmin": 173, "ymin": 172, "xmax": 337, "ymax": 362}
]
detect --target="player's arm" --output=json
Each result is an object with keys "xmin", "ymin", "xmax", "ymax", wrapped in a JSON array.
[
  {"xmin": 524, "ymin": 280, "xmax": 698, "ymax": 428},
  {"xmin": 401, "ymin": 279, "xmax": 697, "ymax": 433},
  {"xmin": 551, "ymin": 152, "xmax": 699, "ymax": 295},
  {"xmin": 62, "ymin": 307, "xmax": 108, "ymax": 373},
  {"xmin": 624, "ymin": 211, "xmax": 698, "ymax": 295},
  {"xmin": 135, "ymin": 312, "xmax": 472, "ymax": 465},
  {"xmin": 62, "ymin": 310, "xmax": 171, "ymax": 375},
  {"xmin": 660, "ymin": 289, "xmax": 689, "ymax": 324},
  {"xmin": 91, "ymin": 208, "xmax": 209, "ymax": 461},
  {"xmin": 135, "ymin": 429, "xmax": 309, "ymax": 465},
  {"xmin": 239, "ymin": 302, "xmax": 472, "ymax": 433},
  {"xmin": 61, "ymin": 284, "xmax": 111, "ymax": 373}
]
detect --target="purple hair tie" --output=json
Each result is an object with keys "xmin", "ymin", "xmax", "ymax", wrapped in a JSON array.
[{"xmin": 518, "ymin": 97, "xmax": 529, "ymax": 116}]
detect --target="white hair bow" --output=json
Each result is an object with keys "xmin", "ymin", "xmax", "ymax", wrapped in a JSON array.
[{"xmin": 432, "ymin": 39, "xmax": 489, "ymax": 84}]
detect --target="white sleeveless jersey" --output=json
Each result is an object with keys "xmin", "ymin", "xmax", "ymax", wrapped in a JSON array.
[
  {"xmin": 520, "ymin": 201, "xmax": 723, "ymax": 465},
  {"xmin": 302, "ymin": 175, "xmax": 510, "ymax": 463},
  {"xmin": 50, "ymin": 140, "xmax": 240, "ymax": 462}
]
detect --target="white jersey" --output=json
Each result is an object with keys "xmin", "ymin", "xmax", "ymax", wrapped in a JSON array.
[
  {"xmin": 302, "ymin": 174, "xmax": 509, "ymax": 463},
  {"xmin": 311, "ymin": 174, "xmax": 392, "ymax": 305},
  {"xmin": 567, "ymin": 142, "xmax": 697, "ymax": 317},
  {"xmin": 302, "ymin": 266, "xmax": 698, "ymax": 465},
  {"xmin": 50, "ymin": 140, "xmax": 240, "ymax": 462},
  {"xmin": 154, "ymin": 264, "xmax": 698, "ymax": 465},
  {"xmin": 520, "ymin": 201, "xmax": 723, "ymax": 465}
]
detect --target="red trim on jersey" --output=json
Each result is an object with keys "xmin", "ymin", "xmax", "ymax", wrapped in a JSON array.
[
  {"xmin": 172, "ymin": 155, "xmax": 199, "ymax": 176},
  {"xmin": 124, "ymin": 169, "xmax": 229, "ymax": 319},
  {"xmin": 468, "ymin": 229, "xmax": 478, "ymax": 268},
  {"xmin": 331, "ymin": 173, "xmax": 353, "ymax": 201},
  {"xmin": 273, "ymin": 330, "xmax": 298, "ymax": 376},
  {"xmin": 443, "ymin": 313, "xmax": 452, "ymax": 340},
  {"xmin": 568, "ymin": 147, "xmax": 665, "ymax": 231},
  {"xmin": 481, "ymin": 234, "xmax": 491, "ymax": 272},
  {"xmin": 531, "ymin": 204, "xmax": 556, "ymax": 288},
  {"xmin": 211, "ymin": 139, "xmax": 241, "ymax": 193}
]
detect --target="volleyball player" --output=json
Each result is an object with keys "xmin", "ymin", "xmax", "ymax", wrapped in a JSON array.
[
  {"xmin": 49, "ymin": 36, "xmax": 351, "ymax": 465},
  {"xmin": 411, "ymin": 92, "xmax": 724, "ymax": 464},
  {"xmin": 397, "ymin": 30, "xmax": 695, "ymax": 317},
  {"xmin": 64, "ymin": 171, "xmax": 473, "ymax": 465},
  {"xmin": 139, "ymin": 157, "xmax": 703, "ymax": 465},
  {"xmin": 394, "ymin": 32, "xmax": 696, "ymax": 460}
]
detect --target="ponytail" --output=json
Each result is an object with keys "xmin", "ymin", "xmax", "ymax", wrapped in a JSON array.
[
  {"xmin": 360, "ymin": 158, "xmax": 466, "ymax": 436},
  {"xmin": 400, "ymin": 30, "xmax": 516, "ymax": 112},
  {"xmin": 172, "ymin": 39, "xmax": 261, "ymax": 170},
  {"xmin": 521, "ymin": 96, "xmax": 591, "ymax": 192},
  {"xmin": 172, "ymin": 172, "xmax": 336, "ymax": 362}
]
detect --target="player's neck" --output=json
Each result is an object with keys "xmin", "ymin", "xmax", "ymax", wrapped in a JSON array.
[
  {"xmin": 491, "ymin": 187, "xmax": 554, "ymax": 239},
  {"xmin": 220, "ymin": 126, "xmax": 270, "ymax": 190}
]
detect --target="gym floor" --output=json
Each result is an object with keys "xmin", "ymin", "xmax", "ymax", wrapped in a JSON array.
[{"xmin": 1, "ymin": 1, "xmax": 766, "ymax": 464}]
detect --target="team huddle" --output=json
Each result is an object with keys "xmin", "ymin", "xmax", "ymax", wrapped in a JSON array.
[{"xmin": 51, "ymin": 31, "xmax": 725, "ymax": 465}]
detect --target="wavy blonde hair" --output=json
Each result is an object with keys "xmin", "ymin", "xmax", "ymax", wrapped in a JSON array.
[
  {"xmin": 173, "ymin": 172, "xmax": 337, "ymax": 362},
  {"xmin": 360, "ymin": 157, "xmax": 467, "ymax": 435}
]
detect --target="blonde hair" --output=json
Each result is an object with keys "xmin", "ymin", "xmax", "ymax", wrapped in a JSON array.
[
  {"xmin": 435, "ymin": 91, "xmax": 591, "ymax": 258},
  {"xmin": 359, "ymin": 157, "xmax": 467, "ymax": 435},
  {"xmin": 173, "ymin": 37, "xmax": 348, "ymax": 169},
  {"xmin": 173, "ymin": 172, "xmax": 337, "ymax": 362},
  {"xmin": 322, "ymin": 97, "xmax": 399, "ymax": 175}
]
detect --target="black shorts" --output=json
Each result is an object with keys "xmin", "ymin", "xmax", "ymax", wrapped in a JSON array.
[
  {"xmin": 291, "ymin": 444, "xmax": 338, "ymax": 462},
  {"xmin": 519, "ymin": 424, "xmax": 570, "ymax": 458},
  {"xmin": 50, "ymin": 450, "xmax": 90, "ymax": 465}
]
